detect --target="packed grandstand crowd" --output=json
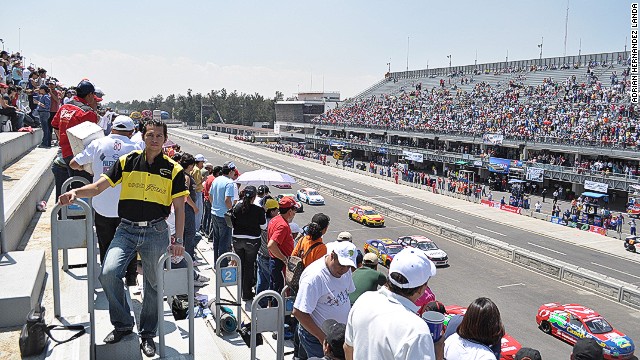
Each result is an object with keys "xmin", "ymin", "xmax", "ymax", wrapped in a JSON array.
[
  {"xmin": 2, "ymin": 40, "xmax": 632, "ymax": 359},
  {"xmin": 313, "ymin": 57, "xmax": 637, "ymax": 149}
]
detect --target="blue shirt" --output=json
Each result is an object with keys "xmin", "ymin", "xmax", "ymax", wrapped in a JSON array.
[
  {"xmin": 209, "ymin": 175, "xmax": 234, "ymax": 217},
  {"xmin": 34, "ymin": 94, "xmax": 51, "ymax": 112}
]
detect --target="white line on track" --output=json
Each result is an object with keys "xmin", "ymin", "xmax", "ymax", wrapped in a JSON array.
[
  {"xmin": 527, "ymin": 242, "xmax": 567, "ymax": 256},
  {"xmin": 435, "ymin": 213, "xmax": 460, "ymax": 222},
  {"xmin": 591, "ymin": 262, "xmax": 640, "ymax": 280},
  {"xmin": 376, "ymin": 196, "xmax": 394, "ymax": 202},
  {"xmin": 497, "ymin": 283, "xmax": 525, "ymax": 289},
  {"xmin": 316, "ymin": 176, "xmax": 326, "ymax": 180},
  {"xmin": 333, "ymin": 182, "xmax": 346, "ymax": 187},
  {"xmin": 352, "ymin": 188, "xmax": 367, "ymax": 193},
  {"xmin": 475, "ymin": 226, "xmax": 506, "ymax": 237},
  {"xmin": 404, "ymin": 204, "xmax": 423, "ymax": 211},
  {"xmin": 299, "ymin": 171, "xmax": 310, "ymax": 175}
]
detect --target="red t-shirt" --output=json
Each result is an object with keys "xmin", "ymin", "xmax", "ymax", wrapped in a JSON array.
[
  {"xmin": 267, "ymin": 215, "xmax": 294, "ymax": 258},
  {"xmin": 51, "ymin": 96, "xmax": 98, "ymax": 158},
  {"xmin": 203, "ymin": 175, "xmax": 215, "ymax": 201}
]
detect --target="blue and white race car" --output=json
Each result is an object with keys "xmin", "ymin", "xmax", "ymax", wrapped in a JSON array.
[{"xmin": 297, "ymin": 188, "xmax": 325, "ymax": 205}]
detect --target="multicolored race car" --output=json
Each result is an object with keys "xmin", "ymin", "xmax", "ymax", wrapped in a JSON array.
[
  {"xmin": 363, "ymin": 238, "xmax": 403, "ymax": 267},
  {"xmin": 536, "ymin": 303, "xmax": 635, "ymax": 359},
  {"xmin": 397, "ymin": 235, "xmax": 449, "ymax": 266},
  {"xmin": 348, "ymin": 205, "xmax": 385, "ymax": 227},
  {"xmin": 444, "ymin": 305, "xmax": 522, "ymax": 360}
]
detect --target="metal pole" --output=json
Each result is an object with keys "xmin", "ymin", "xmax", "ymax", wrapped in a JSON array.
[
  {"xmin": 200, "ymin": 98, "xmax": 203, "ymax": 130},
  {"xmin": 406, "ymin": 36, "xmax": 409, "ymax": 72},
  {"xmin": 0, "ymin": 145, "xmax": 5, "ymax": 254}
]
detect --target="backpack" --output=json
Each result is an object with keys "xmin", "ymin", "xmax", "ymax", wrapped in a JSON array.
[
  {"xmin": 19, "ymin": 306, "xmax": 86, "ymax": 357},
  {"xmin": 285, "ymin": 240, "xmax": 323, "ymax": 293}
]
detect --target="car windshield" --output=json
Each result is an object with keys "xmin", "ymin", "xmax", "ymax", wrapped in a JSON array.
[
  {"xmin": 584, "ymin": 318, "xmax": 613, "ymax": 334},
  {"xmin": 308, "ymin": 191, "xmax": 319, "ymax": 196},
  {"xmin": 387, "ymin": 246, "xmax": 403, "ymax": 255},
  {"xmin": 414, "ymin": 242, "xmax": 439, "ymax": 251},
  {"xmin": 364, "ymin": 210, "xmax": 378, "ymax": 215}
]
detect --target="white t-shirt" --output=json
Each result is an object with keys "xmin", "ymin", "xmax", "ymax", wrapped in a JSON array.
[
  {"xmin": 73, "ymin": 134, "xmax": 142, "ymax": 217},
  {"xmin": 345, "ymin": 287, "xmax": 436, "ymax": 360},
  {"xmin": 293, "ymin": 256, "xmax": 355, "ymax": 328},
  {"xmin": 22, "ymin": 68, "xmax": 31, "ymax": 82},
  {"xmin": 130, "ymin": 131, "xmax": 145, "ymax": 149},
  {"xmin": 444, "ymin": 333, "xmax": 496, "ymax": 360}
]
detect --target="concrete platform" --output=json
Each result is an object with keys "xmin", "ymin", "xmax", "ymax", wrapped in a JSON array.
[
  {"xmin": 0, "ymin": 129, "xmax": 43, "ymax": 168},
  {"xmin": 3, "ymin": 146, "xmax": 57, "ymax": 252},
  {"xmin": 0, "ymin": 250, "xmax": 46, "ymax": 327}
]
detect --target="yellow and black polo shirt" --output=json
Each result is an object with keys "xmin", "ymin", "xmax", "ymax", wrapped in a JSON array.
[{"xmin": 102, "ymin": 150, "xmax": 189, "ymax": 222}]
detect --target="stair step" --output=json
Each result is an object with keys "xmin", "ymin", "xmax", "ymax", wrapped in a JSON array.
[{"xmin": 0, "ymin": 250, "xmax": 46, "ymax": 327}]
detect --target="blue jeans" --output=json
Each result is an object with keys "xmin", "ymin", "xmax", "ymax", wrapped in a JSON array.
[
  {"xmin": 211, "ymin": 216, "xmax": 231, "ymax": 267},
  {"xmin": 256, "ymin": 255, "xmax": 271, "ymax": 307},
  {"xmin": 38, "ymin": 111, "xmax": 50, "ymax": 146},
  {"xmin": 298, "ymin": 325, "xmax": 323, "ymax": 359},
  {"xmin": 99, "ymin": 220, "xmax": 169, "ymax": 338},
  {"xmin": 194, "ymin": 193, "xmax": 203, "ymax": 233},
  {"xmin": 269, "ymin": 257, "xmax": 285, "ymax": 294}
]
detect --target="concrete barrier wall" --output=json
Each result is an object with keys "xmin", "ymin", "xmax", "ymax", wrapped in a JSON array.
[
  {"xmin": 473, "ymin": 235, "xmax": 514, "ymax": 261},
  {"xmin": 170, "ymin": 131, "xmax": 640, "ymax": 306},
  {"xmin": 561, "ymin": 267, "xmax": 623, "ymax": 300},
  {"xmin": 440, "ymin": 227, "xmax": 474, "ymax": 247},
  {"xmin": 620, "ymin": 287, "xmax": 640, "ymax": 307},
  {"xmin": 0, "ymin": 130, "xmax": 43, "ymax": 168},
  {"xmin": 513, "ymin": 249, "xmax": 562, "ymax": 279}
]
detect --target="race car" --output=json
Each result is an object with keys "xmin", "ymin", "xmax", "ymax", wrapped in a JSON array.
[
  {"xmin": 363, "ymin": 238, "xmax": 403, "ymax": 267},
  {"xmin": 444, "ymin": 305, "xmax": 522, "ymax": 360},
  {"xmin": 297, "ymin": 188, "xmax": 325, "ymax": 205},
  {"xmin": 348, "ymin": 205, "xmax": 385, "ymax": 227},
  {"xmin": 536, "ymin": 303, "xmax": 635, "ymax": 359},
  {"xmin": 275, "ymin": 194, "xmax": 303, "ymax": 212},
  {"xmin": 397, "ymin": 235, "xmax": 449, "ymax": 266},
  {"xmin": 201, "ymin": 133, "xmax": 209, "ymax": 139},
  {"xmin": 274, "ymin": 183, "xmax": 292, "ymax": 189},
  {"xmin": 624, "ymin": 235, "xmax": 638, "ymax": 253}
]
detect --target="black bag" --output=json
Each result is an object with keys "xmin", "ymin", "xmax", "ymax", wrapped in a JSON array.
[
  {"xmin": 19, "ymin": 307, "xmax": 86, "ymax": 357},
  {"xmin": 238, "ymin": 322, "xmax": 263, "ymax": 347},
  {"xmin": 170, "ymin": 294, "xmax": 190, "ymax": 320},
  {"xmin": 285, "ymin": 241, "xmax": 322, "ymax": 293}
]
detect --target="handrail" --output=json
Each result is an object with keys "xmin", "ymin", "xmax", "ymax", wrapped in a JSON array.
[
  {"xmin": 50, "ymin": 199, "xmax": 96, "ymax": 360},
  {"xmin": 156, "ymin": 251, "xmax": 195, "ymax": 358}
]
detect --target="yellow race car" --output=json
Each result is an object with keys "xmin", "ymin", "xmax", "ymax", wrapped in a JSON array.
[{"xmin": 348, "ymin": 205, "xmax": 385, "ymax": 227}]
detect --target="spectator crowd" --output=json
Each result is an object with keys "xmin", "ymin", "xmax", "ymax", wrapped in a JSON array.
[{"xmin": 313, "ymin": 59, "xmax": 637, "ymax": 150}]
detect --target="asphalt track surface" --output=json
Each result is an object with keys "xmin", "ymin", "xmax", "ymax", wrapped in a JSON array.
[{"xmin": 176, "ymin": 129, "xmax": 640, "ymax": 359}]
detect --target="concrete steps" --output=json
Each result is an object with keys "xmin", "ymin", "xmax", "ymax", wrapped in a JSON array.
[{"xmin": 0, "ymin": 250, "xmax": 46, "ymax": 327}]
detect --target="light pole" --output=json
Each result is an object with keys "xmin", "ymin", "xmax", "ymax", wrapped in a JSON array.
[
  {"xmin": 387, "ymin": 62, "xmax": 391, "ymax": 73},
  {"xmin": 447, "ymin": 55, "xmax": 451, "ymax": 75},
  {"xmin": 538, "ymin": 36, "xmax": 543, "ymax": 60}
]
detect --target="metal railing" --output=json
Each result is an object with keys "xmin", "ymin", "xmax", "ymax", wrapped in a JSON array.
[
  {"xmin": 156, "ymin": 252, "xmax": 195, "ymax": 358},
  {"xmin": 50, "ymin": 199, "xmax": 96, "ymax": 360}
]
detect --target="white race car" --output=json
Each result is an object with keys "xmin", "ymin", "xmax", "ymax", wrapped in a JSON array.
[
  {"xmin": 397, "ymin": 235, "xmax": 449, "ymax": 266},
  {"xmin": 297, "ymin": 188, "xmax": 325, "ymax": 205}
]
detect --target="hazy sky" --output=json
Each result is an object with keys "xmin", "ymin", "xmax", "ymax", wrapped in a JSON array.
[{"xmin": 1, "ymin": 1, "xmax": 631, "ymax": 102}]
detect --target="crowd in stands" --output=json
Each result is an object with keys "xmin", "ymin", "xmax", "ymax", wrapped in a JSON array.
[{"xmin": 314, "ymin": 59, "xmax": 637, "ymax": 150}]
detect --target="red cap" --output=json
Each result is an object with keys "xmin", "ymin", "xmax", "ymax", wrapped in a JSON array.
[
  {"xmin": 94, "ymin": 94, "xmax": 103, "ymax": 102},
  {"xmin": 0, "ymin": 83, "xmax": 8, "ymax": 88},
  {"xmin": 278, "ymin": 196, "xmax": 298, "ymax": 209}
]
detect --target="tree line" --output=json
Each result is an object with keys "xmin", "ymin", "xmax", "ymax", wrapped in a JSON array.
[{"xmin": 105, "ymin": 89, "xmax": 285, "ymax": 126}]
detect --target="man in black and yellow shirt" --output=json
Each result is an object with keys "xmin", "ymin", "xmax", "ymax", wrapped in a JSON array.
[{"xmin": 59, "ymin": 120, "xmax": 188, "ymax": 357}]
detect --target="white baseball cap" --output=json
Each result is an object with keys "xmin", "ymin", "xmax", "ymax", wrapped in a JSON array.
[
  {"xmin": 389, "ymin": 248, "xmax": 436, "ymax": 288},
  {"xmin": 194, "ymin": 154, "xmax": 207, "ymax": 162},
  {"xmin": 331, "ymin": 241, "xmax": 358, "ymax": 269},
  {"xmin": 336, "ymin": 231, "xmax": 353, "ymax": 241},
  {"xmin": 112, "ymin": 115, "xmax": 135, "ymax": 131}
]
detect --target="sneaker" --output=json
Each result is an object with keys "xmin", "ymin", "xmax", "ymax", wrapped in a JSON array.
[
  {"xmin": 195, "ymin": 273, "xmax": 210, "ymax": 283},
  {"xmin": 194, "ymin": 279, "xmax": 208, "ymax": 287},
  {"xmin": 193, "ymin": 260, "xmax": 206, "ymax": 267}
]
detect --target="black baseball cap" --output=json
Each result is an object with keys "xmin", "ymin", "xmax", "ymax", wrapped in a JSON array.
[
  {"xmin": 76, "ymin": 80, "xmax": 95, "ymax": 97},
  {"xmin": 515, "ymin": 347, "xmax": 542, "ymax": 360},
  {"xmin": 321, "ymin": 319, "xmax": 346, "ymax": 358},
  {"xmin": 257, "ymin": 185, "xmax": 270, "ymax": 196}
]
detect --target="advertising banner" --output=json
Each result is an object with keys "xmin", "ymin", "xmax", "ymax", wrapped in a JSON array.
[
  {"xmin": 401, "ymin": 151, "xmax": 424, "ymax": 163},
  {"xmin": 526, "ymin": 167, "xmax": 544, "ymax": 182},
  {"xmin": 482, "ymin": 133, "xmax": 504, "ymax": 145},
  {"xmin": 588, "ymin": 225, "xmax": 607, "ymax": 236},
  {"xmin": 584, "ymin": 180, "xmax": 609, "ymax": 193},
  {"xmin": 488, "ymin": 157, "xmax": 511, "ymax": 174},
  {"xmin": 500, "ymin": 204, "xmax": 522, "ymax": 214}
]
